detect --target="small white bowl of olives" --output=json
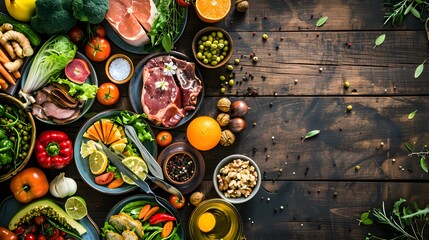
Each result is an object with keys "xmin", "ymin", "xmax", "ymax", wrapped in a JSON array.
[{"xmin": 192, "ymin": 27, "xmax": 233, "ymax": 69}]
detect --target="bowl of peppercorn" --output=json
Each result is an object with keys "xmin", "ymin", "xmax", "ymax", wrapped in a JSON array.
[
  {"xmin": 192, "ymin": 27, "xmax": 233, "ymax": 69},
  {"xmin": 0, "ymin": 93, "xmax": 36, "ymax": 182},
  {"xmin": 157, "ymin": 142, "xmax": 205, "ymax": 194}
]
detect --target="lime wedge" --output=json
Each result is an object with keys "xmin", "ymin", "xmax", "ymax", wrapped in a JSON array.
[
  {"xmin": 65, "ymin": 196, "xmax": 87, "ymax": 220},
  {"xmin": 121, "ymin": 156, "xmax": 148, "ymax": 185}
]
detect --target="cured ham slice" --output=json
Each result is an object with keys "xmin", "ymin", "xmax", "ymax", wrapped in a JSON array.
[
  {"xmin": 105, "ymin": 0, "xmax": 158, "ymax": 46},
  {"xmin": 141, "ymin": 67, "xmax": 185, "ymax": 127}
]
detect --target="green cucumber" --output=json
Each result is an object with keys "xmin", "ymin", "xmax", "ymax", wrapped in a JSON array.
[
  {"xmin": 8, "ymin": 198, "xmax": 87, "ymax": 235},
  {"xmin": 0, "ymin": 12, "xmax": 41, "ymax": 47}
]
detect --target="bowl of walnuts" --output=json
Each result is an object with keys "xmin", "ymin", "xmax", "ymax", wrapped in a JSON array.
[{"xmin": 213, "ymin": 154, "xmax": 261, "ymax": 204}]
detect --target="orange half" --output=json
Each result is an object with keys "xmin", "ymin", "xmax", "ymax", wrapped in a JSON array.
[{"xmin": 195, "ymin": 0, "xmax": 231, "ymax": 23}]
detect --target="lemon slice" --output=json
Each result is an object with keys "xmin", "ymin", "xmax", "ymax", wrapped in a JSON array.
[
  {"xmin": 198, "ymin": 212, "xmax": 216, "ymax": 232},
  {"xmin": 65, "ymin": 196, "xmax": 87, "ymax": 220},
  {"xmin": 121, "ymin": 156, "xmax": 148, "ymax": 185},
  {"xmin": 80, "ymin": 140, "xmax": 100, "ymax": 158},
  {"xmin": 89, "ymin": 150, "xmax": 108, "ymax": 175},
  {"xmin": 111, "ymin": 142, "xmax": 126, "ymax": 153}
]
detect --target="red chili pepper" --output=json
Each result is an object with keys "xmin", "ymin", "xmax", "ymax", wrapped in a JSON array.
[
  {"xmin": 35, "ymin": 130, "xmax": 73, "ymax": 169},
  {"xmin": 149, "ymin": 213, "xmax": 176, "ymax": 225}
]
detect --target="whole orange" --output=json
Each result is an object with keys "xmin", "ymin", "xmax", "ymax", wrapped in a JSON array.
[{"xmin": 186, "ymin": 116, "xmax": 222, "ymax": 151}]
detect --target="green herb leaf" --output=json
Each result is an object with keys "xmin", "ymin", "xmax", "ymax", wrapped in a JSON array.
[
  {"xmin": 373, "ymin": 34, "xmax": 386, "ymax": 49},
  {"xmin": 393, "ymin": 198, "xmax": 406, "ymax": 217},
  {"xmin": 315, "ymin": 16, "xmax": 328, "ymax": 29},
  {"xmin": 162, "ymin": 34, "xmax": 173, "ymax": 52},
  {"xmin": 359, "ymin": 211, "xmax": 373, "ymax": 225},
  {"xmin": 405, "ymin": 143, "xmax": 414, "ymax": 152},
  {"xmin": 404, "ymin": 4, "xmax": 412, "ymax": 15},
  {"xmin": 420, "ymin": 156, "xmax": 428, "ymax": 172},
  {"xmin": 410, "ymin": 7, "xmax": 421, "ymax": 19},
  {"xmin": 414, "ymin": 60, "xmax": 426, "ymax": 78},
  {"xmin": 302, "ymin": 130, "xmax": 320, "ymax": 142},
  {"xmin": 408, "ymin": 110, "xmax": 417, "ymax": 120}
]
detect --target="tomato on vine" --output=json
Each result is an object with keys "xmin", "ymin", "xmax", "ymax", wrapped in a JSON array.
[
  {"xmin": 97, "ymin": 83, "xmax": 119, "ymax": 106},
  {"xmin": 84, "ymin": 37, "xmax": 111, "ymax": 62}
]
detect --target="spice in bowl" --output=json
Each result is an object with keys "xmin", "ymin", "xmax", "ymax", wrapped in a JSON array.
[
  {"xmin": 105, "ymin": 54, "xmax": 134, "ymax": 84},
  {"xmin": 165, "ymin": 152, "xmax": 196, "ymax": 183}
]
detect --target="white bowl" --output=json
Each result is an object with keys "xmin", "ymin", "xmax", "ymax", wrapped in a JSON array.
[{"xmin": 213, "ymin": 154, "xmax": 261, "ymax": 204}]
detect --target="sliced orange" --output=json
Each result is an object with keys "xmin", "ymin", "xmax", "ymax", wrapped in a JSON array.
[
  {"xmin": 84, "ymin": 125, "xmax": 101, "ymax": 141},
  {"xmin": 195, "ymin": 0, "xmax": 231, "ymax": 23},
  {"xmin": 101, "ymin": 118, "xmax": 114, "ymax": 142},
  {"xmin": 93, "ymin": 121, "xmax": 104, "ymax": 142}
]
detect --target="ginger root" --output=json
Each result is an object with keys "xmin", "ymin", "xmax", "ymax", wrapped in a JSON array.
[
  {"xmin": 5, "ymin": 58, "xmax": 24, "ymax": 73},
  {"xmin": 1, "ymin": 30, "xmax": 33, "ymax": 57}
]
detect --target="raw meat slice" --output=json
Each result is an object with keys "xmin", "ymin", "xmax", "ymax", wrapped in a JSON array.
[
  {"xmin": 141, "ymin": 67, "xmax": 185, "ymax": 127},
  {"xmin": 172, "ymin": 57, "xmax": 203, "ymax": 111},
  {"xmin": 120, "ymin": 0, "xmax": 158, "ymax": 31}
]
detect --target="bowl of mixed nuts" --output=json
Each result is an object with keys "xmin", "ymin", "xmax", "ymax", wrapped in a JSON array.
[{"xmin": 213, "ymin": 154, "xmax": 261, "ymax": 204}]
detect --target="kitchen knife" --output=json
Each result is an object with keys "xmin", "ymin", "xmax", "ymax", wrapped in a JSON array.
[{"xmin": 124, "ymin": 125, "xmax": 164, "ymax": 179}]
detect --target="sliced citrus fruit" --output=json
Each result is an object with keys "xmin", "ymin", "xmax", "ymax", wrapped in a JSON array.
[
  {"xmin": 121, "ymin": 156, "xmax": 148, "ymax": 185},
  {"xmin": 198, "ymin": 212, "xmax": 216, "ymax": 232},
  {"xmin": 65, "ymin": 196, "xmax": 87, "ymax": 220},
  {"xmin": 111, "ymin": 142, "xmax": 126, "ymax": 153},
  {"xmin": 80, "ymin": 140, "xmax": 100, "ymax": 158},
  {"xmin": 89, "ymin": 150, "xmax": 108, "ymax": 175},
  {"xmin": 195, "ymin": 0, "xmax": 231, "ymax": 23}
]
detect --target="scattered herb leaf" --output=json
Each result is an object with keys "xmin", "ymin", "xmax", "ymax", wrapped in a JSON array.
[
  {"xmin": 315, "ymin": 16, "xmax": 328, "ymax": 29},
  {"xmin": 408, "ymin": 110, "xmax": 417, "ymax": 120},
  {"xmin": 405, "ymin": 143, "xmax": 414, "ymax": 152},
  {"xmin": 358, "ymin": 211, "xmax": 373, "ymax": 225},
  {"xmin": 414, "ymin": 60, "xmax": 426, "ymax": 78},
  {"xmin": 410, "ymin": 7, "xmax": 421, "ymax": 19},
  {"xmin": 373, "ymin": 34, "xmax": 386, "ymax": 49},
  {"xmin": 302, "ymin": 130, "xmax": 320, "ymax": 142},
  {"xmin": 420, "ymin": 156, "xmax": 428, "ymax": 172}
]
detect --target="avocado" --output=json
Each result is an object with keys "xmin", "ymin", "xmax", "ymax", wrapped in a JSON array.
[{"xmin": 8, "ymin": 198, "xmax": 87, "ymax": 235}]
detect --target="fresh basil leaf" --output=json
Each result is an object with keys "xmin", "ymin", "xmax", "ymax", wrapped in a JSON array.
[
  {"xmin": 162, "ymin": 34, "xmax": 173, "ymax": 52},
  {"xmin": 302, "ymin": 130, "xmax": 320, "ymax": 142},
  {"xmin": 361, "ymin": 218, "xmax": 373, "ymax": 225},
  {"xmin": 315, "ymin": 16, "xmax": 328, "ymax": 28},
  {"xmin": 420, "ymin": 156, "xmax": 428, "ymax": 172},
  {"xmin": 410, "ymin": 7, "xmax": 421, "ymax": 19},
  {"xmin": 405, "ymin": 143, "xmax": 414, "ymax": 152},
  {"xmin": 414, "ymin": 60, "xmax": 426, "ymax": 78},
  {"xmin": 373, "ymin": 34, "xmax": 386, "ymax": 49},
  {"xmin": 408, "ymin": 110, "xmax": 417, "ymax": 120}
]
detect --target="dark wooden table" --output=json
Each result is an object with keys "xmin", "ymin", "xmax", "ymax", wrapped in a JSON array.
[{"xmin": 2, "ymin": 0, "xmax": 429, "ymax": 239}]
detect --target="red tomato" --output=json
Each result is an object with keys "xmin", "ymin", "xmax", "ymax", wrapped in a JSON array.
[
  {"xmin": 95, "ymin": 172, "xmax": 115, "ymax": 185},
  {"xmin": 25, "ymin": 234, "xmax": 36, "ymax": 240},
  {"xmin": 47, "ymin": 228, "xmax": 59, "ymax": 240},
  {"xmin": 68, "ymin": 25, "xmax": 85, "ymax": 44},
  {"xmin": 84, "ymin": 37, "xmax": 111, "ymax": 62},
  {"xmin": 92, "ymin": 24, "xmax": 106, "ymax": 38},
  {"xmin": 96, "ymin": 83, "xmax": 120, "ymax": 106},
  {"xmin": 169, "ymin": 195, "xmax": 185, "ymax": 209},
  {"xmin": 156, "ymin": 131, "xmax": 173, "ymax": 147},
  {"xmin": 37, "ymin": 235, "xmax": 46, "ymax": 240},
  {"xmin": 176, "ymin": 0, "xmax": 191, "ymax": 7},
  {"xmin": 34, "ymin": 216, "xmax": 45, "ymax": 225},
  {"xmin": 14, "ymin": 226, "xmax": 25, "ymax": 235}
]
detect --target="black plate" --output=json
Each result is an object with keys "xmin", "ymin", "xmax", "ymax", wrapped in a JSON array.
[{"xmin": 128, "ymin": 51, "xmax": 204, "ymax": 129}]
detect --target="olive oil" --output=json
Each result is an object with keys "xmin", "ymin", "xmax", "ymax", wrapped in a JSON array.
[{"xmin": 190, "ymin": 199, "xmax": 243, "ymax": 240}]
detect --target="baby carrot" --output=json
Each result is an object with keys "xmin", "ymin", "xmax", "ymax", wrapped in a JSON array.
[
  {"xmin": 161, "ymin": 221, "xmax": 174, "ymax": 238},
  {"xmin": 138, "ymin": 204, "xmax": 151, "ymax": 220},
  {"xmin": 107, "ymin": 177, "xmax": 124, "ymax": 189},
  {"xmin": 143, "ymin": 206, "xmax": 160, "ymax": 221}
]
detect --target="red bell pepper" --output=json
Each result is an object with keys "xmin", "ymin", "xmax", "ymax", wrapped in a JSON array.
[
  {"xmin": 149, "ymin": 213, "xmax": 176, "ymax": 225},
  {"xmin": 35, "ymin": 130, "xmax": 73, "ymax": 169}
]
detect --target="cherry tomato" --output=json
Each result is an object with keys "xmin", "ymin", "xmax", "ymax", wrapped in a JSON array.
[
  {"xmin": 25, "ymin": 233, "xmax": 36, "ymax": 240},
  {"xmin": 156, "ymin": 131, "xmax": 173, "ymax": 147},
  {"xmin": 37, "ymin": 235, "xmax": 46, "ymax": 240},
  {"xmin": 68, "ymin": 25, "xmax": 85, "ymax": 45},
  {"xmin": 176, "ymin": 0, "xmax": 191, "ymax": 7},
  {"xmin": 14, "ymin": 226, "xmax": 25, "ymax": 235},
  {"xmin": 96, "ymin": 83, "xmax": 120, "ymax": 106},
  {"xmin": 91, "ymin": 24, "xmax": 106, "ymax": 38},
  {"xmin": 169, "ymin": 195, "xmax": 185, "ymax": 209},
  {"xmin": 59, "ymin": 231, "xmax": 66, "ymax": 237},
  {"xmin": 34, "ymin": 216, "xmax": 45, "ymax": 225},
  {"xmin": 95, "ymin": 172, "xmax": 115, "ymax": 185},
  {"xmin": 84, "ymin": 37, "xmax": 111, "ymax": 62}
]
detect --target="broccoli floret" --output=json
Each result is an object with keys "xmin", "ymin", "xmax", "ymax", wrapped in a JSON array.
[
  {"xmin": 72, "ymin": 0, "xmax": 109, "ymax": 24},
  {"xmin": 31, "ymin": 0, "xmax": 77, "ymax": 35}
]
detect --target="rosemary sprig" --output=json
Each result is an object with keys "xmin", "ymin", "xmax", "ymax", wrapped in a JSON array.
[{"xmin": 384, "ymin": 0, "xmax": 428, "ymax": 26}]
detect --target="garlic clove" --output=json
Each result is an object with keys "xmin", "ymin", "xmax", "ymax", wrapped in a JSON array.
[
  {"xmin": 64, "ymin": 177, "xmax": 77, "ymax": 196},
  {"xmin": 49, "ymin": 175, "xmax": 61, "ymax": 198}
]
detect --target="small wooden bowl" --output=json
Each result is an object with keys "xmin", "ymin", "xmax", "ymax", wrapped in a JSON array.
[
  {"xmin": 163, "ymin": 151, "xmax": 197, "ymax": 185},
  {"xmin": 105, "ymin": 54, "xmax": 134, "ymax": 84},
  {"xmin": 192, "ymin": 27, "xmax": 233, "ymax": 69},
  {"xmin": 0, "ymin": 93, "xmax": 36, "ymax": 182}
]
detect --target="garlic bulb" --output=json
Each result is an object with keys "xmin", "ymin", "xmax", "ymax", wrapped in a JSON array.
[{"xmin": 50, "ymin": 172, "xmax": 77, "ymax": 198}]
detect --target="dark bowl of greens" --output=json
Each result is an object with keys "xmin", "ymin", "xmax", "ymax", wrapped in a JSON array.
[
  {"xmin": 74, "ymin": 109, "xmax": 157, "ymax": 195},
  {"xmin": 0, "ymin": 93, "xmax": 36, "ymax": 182},
  {"xmin": 19, "ymin": 35, "xmax": 98, "ymax": 125},
  {"xmin": 102, "ymin": 194, "xmax": 184, "ymax": 239}
]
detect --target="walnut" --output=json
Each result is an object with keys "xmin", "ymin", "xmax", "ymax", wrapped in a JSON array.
[
  {"xmin": 217, "ymin": 97, "xmax": 231, "ymax": 112},
  {"xmin": 235, "ymin": 0, "xmax": 249, "ymax": 12},
  {"xmin": 220, "ymin": 130, "xmax": 235, "ymax": 146},
  {"xmin": 216, "ymin": 113, "xmax": 230, "ymax": 127}
]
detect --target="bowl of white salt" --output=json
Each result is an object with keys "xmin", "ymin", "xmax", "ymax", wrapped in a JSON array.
[{"xmin": 105, "ymin": 54, "xmax": 134, "ymax": 84}]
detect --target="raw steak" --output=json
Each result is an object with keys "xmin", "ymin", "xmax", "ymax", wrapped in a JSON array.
[
  {"xmin": 172, "ymin": 57, "xmax": 202, "ymax": 111},
  {"xmin": 141, "ymin": 67, "xmax": 185, "ymax": 127},
  {"xmin": 105, "ymin": 0, "xmax": 158, "ymax": 46}
]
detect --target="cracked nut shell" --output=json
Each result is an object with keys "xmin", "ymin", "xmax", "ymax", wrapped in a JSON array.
[
  {"xmin": 235, "ymin": 0, "xmax": 249, "ymax": 12},
  {"xmin": 216, "ymin": 113, "xmax": 231, "ymax": 127},
  {"xmin": 217, "ymin": 97, "xmax": 231, "ymax": 112},
  {"xmin": 220, "ymin": 129, "xmax": 236, "ymax": 146}
]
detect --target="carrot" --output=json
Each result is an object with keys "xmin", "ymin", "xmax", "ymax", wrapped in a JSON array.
[
  {"xmin": 107, "ymin": 177, "xmax": 125, "ymax": 189},
  {"xmin": 0, "ymin": 76, "xmax": 8, "ymax": 90},
  {"xmin": 143, "ymin": 206, "xmax": 159, "ymax": 221},
  {"xmin": 138, "ymin": 204, "xmax": 152, "ymax": 220},
  {"xmin": 161, "ymin": 221, "xmax": 174, "ymax": 238},
  {"xmin": 0, "ymin": 46, "xmax": 21, "ymax": 78},
  {"xmin": 0, "ymin": 62, "xmax": 15, "ymax": 85}
]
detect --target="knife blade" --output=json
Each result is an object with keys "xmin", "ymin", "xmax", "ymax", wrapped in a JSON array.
[
  {"xmin": 96, "ymin": 141, "xmax": 153, "ymax": 195},
  {"xmin": 124, "ymin": 125, "xmax": 164, "ymax": 179}
]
